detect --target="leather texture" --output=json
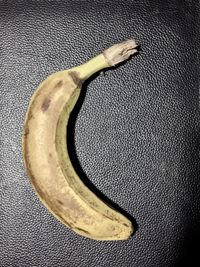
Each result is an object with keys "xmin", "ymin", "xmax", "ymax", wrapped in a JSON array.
[{"xmin": 0, "ymin": 1, "xmax": 199, "ymax": 266}]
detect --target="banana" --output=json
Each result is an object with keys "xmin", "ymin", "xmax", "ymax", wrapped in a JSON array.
[{"xmin": 22, "ymin": 40, "xmax": 138, "ymax": 240}]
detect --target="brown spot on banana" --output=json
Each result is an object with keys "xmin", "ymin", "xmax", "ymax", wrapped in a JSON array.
[
  {"xmin": 27, "ymin": 111, "xmax": 34, "ymax": 121},
  {"xmin": 68, "ymin": 71, "xmax": 83, "ymax": 87},
  {"xmin": 54, "ymin": 80, "xmax": 63, "ymax": 89},
  {"xmin": 74, "ymin": 227, "xmax": 90, "ymax": 236},
  {"xmin": 24, "ymin": 127, "xmax": 29, "ymax": 137},
  {"xmin": 57, "ymin": 199, "xmax": 64, "ymax": 206},
  {"xmin": 41, "ymin": 98, "xmax": 51, "ymax": 112}
]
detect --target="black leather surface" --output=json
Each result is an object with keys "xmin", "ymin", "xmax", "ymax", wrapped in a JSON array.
[{"xmin": 0, "ymin": 1, "xmax": 200, "ymax": 266}]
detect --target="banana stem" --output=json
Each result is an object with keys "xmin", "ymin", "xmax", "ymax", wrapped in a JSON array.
[
  {"xmin": 75, "ymin": 39, "xmax": 138, "ymax": 81},
  {"xmin": 75, "ymin": 54, "xmax": 109, "ymax": 80}
]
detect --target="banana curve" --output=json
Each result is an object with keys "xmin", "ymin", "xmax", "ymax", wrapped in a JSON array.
[{"xmin": 22, "ymin": 40, "xmax": 138, "ymax": 240}]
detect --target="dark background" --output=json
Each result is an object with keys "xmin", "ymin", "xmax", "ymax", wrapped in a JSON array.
[{"xmin": 0, "ymin": 1, "xmax": 199, "ymax": 266}]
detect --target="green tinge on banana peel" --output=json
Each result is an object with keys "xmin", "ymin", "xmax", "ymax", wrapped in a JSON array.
[{"xmin": 22, "ymin": 39, "xmax": 138, "ymax": 241}]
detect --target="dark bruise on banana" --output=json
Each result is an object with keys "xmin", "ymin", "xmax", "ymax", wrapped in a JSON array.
[{"xmin": 22, "ymin": 39, "xmax": 138, "ymax": 241}]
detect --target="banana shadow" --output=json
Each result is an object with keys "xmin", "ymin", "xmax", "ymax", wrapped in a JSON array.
[{"xmin": 67, "ymin": 70, "xmax": 138, "ymax": 236}]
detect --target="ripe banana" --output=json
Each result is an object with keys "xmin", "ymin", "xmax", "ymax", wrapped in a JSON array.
[{"xmin": 22, "ymin": 40, "xmax": 138, "ymax": 240}]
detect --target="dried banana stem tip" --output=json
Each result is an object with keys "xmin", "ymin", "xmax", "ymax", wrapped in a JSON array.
[{"xmin": 103, "ymin": 39, "xmax": 138, "ymax": 67}]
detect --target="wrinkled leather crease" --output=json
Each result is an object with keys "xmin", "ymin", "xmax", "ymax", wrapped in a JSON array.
[{"xmin": 0, "ymin": 1, "xmax": 199, "ymax": 267}]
